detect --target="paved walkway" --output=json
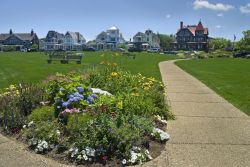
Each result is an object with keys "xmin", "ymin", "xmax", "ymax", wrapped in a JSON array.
[
  {"xmin": 0, "ymin": 135, "xmax": 73, "ymax": 167},
  {"xmin": 156, "ymin": 60, "xmax": 250, "ymax": 167}
]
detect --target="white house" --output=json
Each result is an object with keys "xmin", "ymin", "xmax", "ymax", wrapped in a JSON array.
[
  {"xmin": 96, "ymin": 26, "xmax": 125, "ymax": 50},
  {"xmin": 63, "ymin": 31, "xmax": 86, "ymax": 51},
  {"xmin": 133, "ymin": 29, "xmax": 160, "ymax": 50}
]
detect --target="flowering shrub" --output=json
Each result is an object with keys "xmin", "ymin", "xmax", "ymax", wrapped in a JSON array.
[
  {"xmin": 0, "ymin": 63, "xmax": 171, "ymax": 166},
  {"xmin": 0, "ymin": 83, "xmax": 46, "ymax": 133}
]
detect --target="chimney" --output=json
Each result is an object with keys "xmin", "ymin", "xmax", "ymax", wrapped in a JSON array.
[
  {"xmin": 9, "ymin": 29, "xmax": 13, "ymax": 35},
  {"xmin": 31, "ymin": 29, "xmax": 34, "ymax": 36},
  {"xmin": 180, "ymin": 21, "xmax": 183, "ymax": 29}
]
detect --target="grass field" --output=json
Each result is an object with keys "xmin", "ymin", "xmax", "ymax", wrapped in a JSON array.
[
  {"xmin": 0, "ymin": 51, "xmax": 177, "ymax": 88},
  {"xmin": 176, "ymin": 58, "xmax": 250, "ymax": 116}
]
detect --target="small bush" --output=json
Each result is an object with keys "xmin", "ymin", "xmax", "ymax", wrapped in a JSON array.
[{"xmin": 28, "ymin": 106, "xmax": 54, "ymax": 123}]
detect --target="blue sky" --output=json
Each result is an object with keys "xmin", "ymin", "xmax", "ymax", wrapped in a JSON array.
[{"xmin": 0, "ymin": 0, "xmax": 249, "ymax": 41}]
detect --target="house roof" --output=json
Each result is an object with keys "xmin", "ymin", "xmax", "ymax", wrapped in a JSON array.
[
  {"xmin": 177, "ymin": 21, "xmax": 209, "ymax": 36},
  {"xmin": 108, "ymin": 26, "xmax": 118, "ymax": 31},
  {"xmin": 96, "ymin": 31, "xmax": 107, "ymax": 39},
  {"xmin": 0, "ymin": 33, "xmax": 36, "ymax": 41},
  {"xmin": 46, "ymin": 31, "xmax": 64, "ymax": 40},
  {"xmin": 66, "ymin": 32, "xmax": 86, "ymax": 42}
]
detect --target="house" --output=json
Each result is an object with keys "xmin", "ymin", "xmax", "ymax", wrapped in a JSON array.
[
  {"xmin": 0, "ymin": 29, "xmax": 39, "ymax": 50},
  {"xmin": 63, "ymin": 31, "xmax": 86, "ymax": 51},
  {"xmin": 96, "ymin": 26, "xmax": 125, "ymax": 50},
  {"xmin": 132, "ymin": 29, "xmax": 160, "ymax": 50},
  {"xmin": 172, "ymin": 21, "xmax": 209, "ymax": 51},
  {"xmin": 44, "ymin": 30, "xmax": 64, "ymax": 51},
  {"xmin": 43, "ymin": 31, "xmax": 86, "ymax": 51}
]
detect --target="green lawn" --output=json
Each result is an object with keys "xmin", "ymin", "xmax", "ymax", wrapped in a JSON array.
[
  {"xmin": 0, "ymin": 51, "xmax": 177, "ymax": 88},
  {"xmin": 175, "ymin": 58, "xmax": 250, "ymax": 116}
]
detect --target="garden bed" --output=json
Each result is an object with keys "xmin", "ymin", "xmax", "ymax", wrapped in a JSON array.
[{"xmin": 0, "ymin": 62, "xmax": 172, "ymax": 166}]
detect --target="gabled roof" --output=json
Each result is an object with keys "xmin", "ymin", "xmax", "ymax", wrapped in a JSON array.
[
  {"xmin": 0, "ymin": 33, "xmax": 37, "ymax": 41},
  {"xmin": 96, "ymin": 31, "xmax": 107, "ymax": 39},
  {"xmin": 177, "ymin": 21, "xmax": 209, "ymax": 36},
  {"xmin": 46, "ymin": 31, "xmax": 64, "ymax": 40},
  {"xmin": 133, "ymin": 32, "xmax": 146, "ymax": 38}
]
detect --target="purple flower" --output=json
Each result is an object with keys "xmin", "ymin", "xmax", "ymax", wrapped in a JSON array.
[{"xmin": 76, "ymin": 87, "xmax": 84, "ymax": 93}]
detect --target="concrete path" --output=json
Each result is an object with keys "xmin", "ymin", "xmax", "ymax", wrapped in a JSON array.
[
  {"xmin": 157, "ymin": 60, "xmax": 250, "ymax": 167},
  {"xmin": 0, "ymin": 133, "xmax": 73, "ymax": 167}
]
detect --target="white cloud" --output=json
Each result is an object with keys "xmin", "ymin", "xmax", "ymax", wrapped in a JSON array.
[
  {"xmin": 217, "ymin": 13, "xmax": 223, "ymax": 17},
  {"xmin": 166, "ymin": 14, "xmax": 171, "ymax": 19},
  {"xmin": 193, "ymin": 0, "xmax": 234, "ymax": 12},
  {"xmin": 240, "ymin": 3, "xmax": 250, "ymax": 14},
  {"xmin": 215, "ymin": 25, "xmax": 222, "ymax": 29}
]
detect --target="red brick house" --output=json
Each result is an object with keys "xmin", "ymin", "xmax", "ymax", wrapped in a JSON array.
[{"xmin": 172, "ymin": 21, "xmax": 209, "ymax": 51}]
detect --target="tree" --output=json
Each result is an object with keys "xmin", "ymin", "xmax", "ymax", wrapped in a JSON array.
[
  {"xmin": 31, "ymin": 44, "xmax": 38, "ymax": 51},
  {"xmin": 209, "ymin": 38, "xmax": 232, "ymax": 51},
  {"xmin": 236, "ymin": 29, "xmax": 250, "ymax": 51},
  {"xmin": 158, "ymin": 34, "xmax": 175, "ymax": 51}
]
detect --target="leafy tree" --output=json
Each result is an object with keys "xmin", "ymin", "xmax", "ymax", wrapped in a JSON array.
[
  {"xmin": 31, "ymin": 44, "xmax": 38, "ymax": 51},
  {"xmin": 209, "ymin": 38, "xmax": 232, "ymax": 51},
  {"xmin": 158, "ymin": 34, "xmax": 175, "ymax": 50},
  {"xmin": 236, "ymin": 30, "xmax": 250, "ymax": 51}
]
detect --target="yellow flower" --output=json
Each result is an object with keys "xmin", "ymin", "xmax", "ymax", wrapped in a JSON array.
[
  {"xmin": 148, "ymin": 77, "xmax": 156, "ymax": 82},
  {"xmin": 9, "ymin": 85, "xmax": 16, "ymax": 90},
  {"xmin": 117, "ymin": 101, "xmax": 123, "ymax": 109},
  {"xmin": 144, "ymin": 86, "xmax": 150, "ymax": 91},
  {"xmin": 131, "ymin": 92, "xmax": 140, "ymax": 96},
  {"xmin": 111, "ymin": 72, "xmax": 118, "ymax": 77}
]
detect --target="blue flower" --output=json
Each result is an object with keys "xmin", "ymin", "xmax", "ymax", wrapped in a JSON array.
[
  {"xmin": 73, "ymin": 92, "xmax": 80, "ymax": 97},
  {"xmin": 87, "ymin": 96, "xmax": 94, "ymax": 104},
  {"xmin": 78, "ymin": 94, "xmax": 84, "ymax": 99},
  {"xmin": 91, "ymin": 94, "xmax": 98, "ymax": 99},
  {"xmin": 62, "ymin": 102, "xmax": 70, "ymax": 107},
  {"xmin": 67, "ymin": 94, "xmax": 74, "ymax": 99},
  {"xmin": 56, "ymin": 98, "xmax": 62, "ymax": 104},
  {"xmin": 76, "ymin": 87, "xmax": 84, "ymax": 93}
]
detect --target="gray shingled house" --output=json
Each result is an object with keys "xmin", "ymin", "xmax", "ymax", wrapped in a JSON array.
[{"xmin": 0, "ymin": 29, "xmax": 39, "ymax": 50}]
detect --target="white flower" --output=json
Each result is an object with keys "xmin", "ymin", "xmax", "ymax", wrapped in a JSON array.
[
  {"xmin": 77, "ymin": 155, "xmax": 82, "ymax": 160},
  {"xmin": 152, "ymin": 127, "xmax": 170, "ymax": 141},
  {"xmin": 90, "ymin": 88, "xmax": 112, "ymax": 96},
  {"xmin": 81, "ymin": 150, "xmax": 86, "ymax": 154},
  {"xmin": 154, "ymin": 115, "xmax": 168, "ymax": 125},
  {"xmin": 122, "ymin": 159, "xmax": 127, "ymax": 165},
  {"xmin": 83, "ymin": 154, "xmax": 88, "ymax": 161},
  {"xmin": 22, "ymin": 125, "xmax": 27, "ymax": 129},
  {"xmin": 147, "ymin": 154, "xmax": 153, "ymax": 160},
  {"xmin": 56, "ymin": 130, "xmax": 60, "ymax": 136},
  {"xmin": 28, "ymin": 121, "xmax": 34, "ymax": 128}
]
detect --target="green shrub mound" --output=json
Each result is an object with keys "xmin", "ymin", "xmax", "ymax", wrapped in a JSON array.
[{"xmin": 0, "ymin": 64, "xmax": 171, "ymax": 166}]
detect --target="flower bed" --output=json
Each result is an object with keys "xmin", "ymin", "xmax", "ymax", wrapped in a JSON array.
[{"xmin": 0, "ymin": 64, "xmax": 171, "ymax": 166}]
